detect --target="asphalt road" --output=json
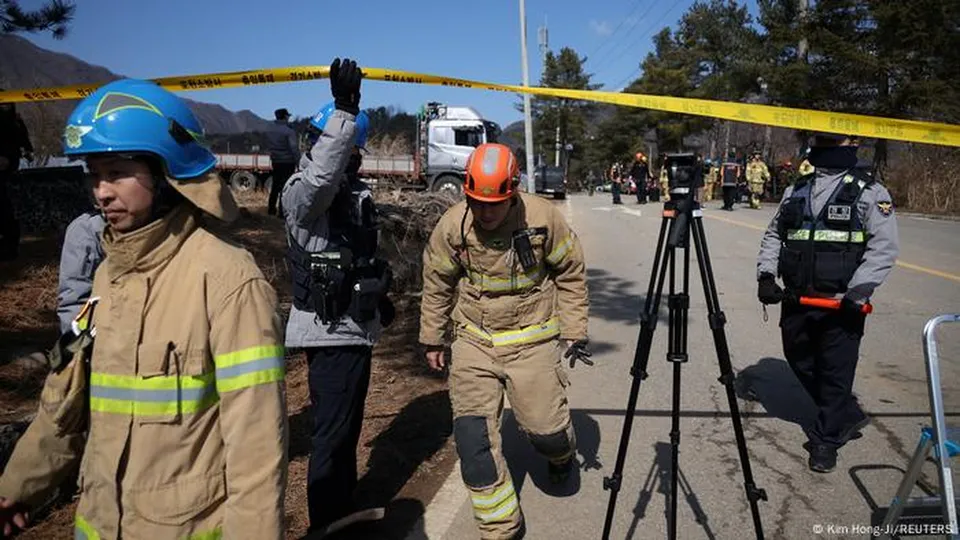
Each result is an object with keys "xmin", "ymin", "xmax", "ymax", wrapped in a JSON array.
[{"xmin": 416, "ymin": 193, "xmax": 960, "ymax": 540}]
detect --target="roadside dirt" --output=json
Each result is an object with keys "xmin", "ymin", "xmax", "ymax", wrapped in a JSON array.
[{"xmin": 0, "ymin": 189, "xmax": 456, "ymax": 539}]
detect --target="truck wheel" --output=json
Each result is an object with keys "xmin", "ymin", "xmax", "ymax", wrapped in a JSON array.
[
  {"xmin": 431, "ymin": 176, "xmax": 462, "ymax": 195},
  {"xmin": 263, "ymin": 175, "xmax": 273, "ymax": 194},
  {"xmin": 229, "ymin": 170, "xmax": 257, "ymax": 192},
  {"xmin": 554, "ymin": 192, "xmax": 566, "ymax": 200}
]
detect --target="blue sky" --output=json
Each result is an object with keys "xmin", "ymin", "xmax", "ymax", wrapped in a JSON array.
[{"xmin": 19, "ymin": 0, "xmax": 747, "ymax": 130}]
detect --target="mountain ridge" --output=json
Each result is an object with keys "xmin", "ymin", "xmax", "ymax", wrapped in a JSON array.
[{"xmin": 0, "ymin": 34, "xmax": 274, "ymax": 139}]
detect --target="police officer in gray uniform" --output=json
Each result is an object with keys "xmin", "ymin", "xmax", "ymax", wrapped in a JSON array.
[
  {"xmin": 56, "ymin": 211, "xmax": 106, "ymax": 333},
  {"xmin": 756, "ymin": 132, "xmax": 899, "ymax": 473},
  {"xmin": 281, "ymin": 57, "xmax": 394, "ymax": 536}
]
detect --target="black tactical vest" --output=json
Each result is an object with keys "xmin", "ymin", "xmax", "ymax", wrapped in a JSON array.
[
  {"xmin": 287, "ymin": 177, "xmax": 391, "ymax": 324},
  {"xmin": 777, "ymin": 170, "xmax": 871, "ymax": 295}
]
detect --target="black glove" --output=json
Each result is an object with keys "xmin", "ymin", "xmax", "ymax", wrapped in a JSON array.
[
  {"xmin": 564, "ymin": 340, "xmax": 593, "ymax": 368},
  {"xmin": 838, "ymin": 296, "xmax": 867, "ymax": 331},
  {"xmin": 757, "ymin": 273, "xmax": 783, "ymax": 305},
  {"xmin": 330, "ymin": 57, "xmax": 362, "ymax": 115}
]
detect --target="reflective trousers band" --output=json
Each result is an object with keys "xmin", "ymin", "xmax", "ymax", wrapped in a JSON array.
[
  {"xmin": 786, "ymin": 229, "xmax": 866, "ymax": 243},
  {"xmin": 75, "ymin": 516, "xmax": 222, "ymax": 540},
  {"xmin": 75, "ymin": 515, "xmax": 100, "ymax": 540},
  {"xmin": 546, "ymin": 236, "xmax": 574, "ymax": 266},
  {"xmin": 213, "ymin": 344, "xmax": 285, "ymax": 393},
  {"xmin": 471, "ymin": 481, "xmax": 520, "ymax": 524},
  {"xmin": 463, "ymin": 318, "xmax": 560, "ymax": 347},
  {"xmin": 89, "ymin": 372, "xmax": 218, "ymax": 417}
]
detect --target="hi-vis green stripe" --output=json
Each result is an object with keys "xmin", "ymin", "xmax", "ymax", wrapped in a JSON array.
[
  {"xmin": 786, "ymin": 229, "xmax": 866, "ymax": 242},
  {"xmin": 75, "ymin": 515, "xmax": 100, "ymax": 540},
  {"xmin": 214, "ymin": 344, "xmax": 285, "ymax": 393}
]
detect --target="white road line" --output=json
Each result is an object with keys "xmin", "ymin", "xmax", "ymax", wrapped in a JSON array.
[
  {"xmin": 564, "ymin": 196, "xmax": 575, "ymax": 225},
  {"xmin": 620, "ymin": 208, "xmax": 643, "ymax": 218},
  {"xmin": 592, "ymin": 207, "xmax": 613, "ymax": 211},
  {"xmin": 407, "ymin": 459, "xmax": 470, "ymax": 539}
]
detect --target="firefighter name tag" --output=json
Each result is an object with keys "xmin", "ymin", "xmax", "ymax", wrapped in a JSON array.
[{"xmin": 827, "ymin": 205, "xmax": 851, "ymax": 222}]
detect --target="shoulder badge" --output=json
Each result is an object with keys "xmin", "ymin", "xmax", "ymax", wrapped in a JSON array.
[{"xmin": 877, "ymin": 201, "xmax": 893, "ymax": 216}]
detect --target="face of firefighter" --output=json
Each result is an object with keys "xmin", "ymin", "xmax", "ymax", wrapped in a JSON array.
[
  {"xmin": 468, "ymin": 197, "xmax": 512, "ymax": 231},
  {"xmin": 88, "ymin": 155, "xmax": 157, "ymax": 233}
]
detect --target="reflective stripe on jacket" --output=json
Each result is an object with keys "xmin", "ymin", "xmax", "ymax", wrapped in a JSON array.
[
  {"xmin": 0, "ymin": 203, "xmax": 288, "ymax": 539},
  {"xmin": 420, "ymin": 193, "xmax": 588, "ymax": 347}
]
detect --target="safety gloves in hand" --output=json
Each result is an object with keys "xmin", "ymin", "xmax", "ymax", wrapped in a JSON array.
[
  {"xmin": 330, "ymin": 57, "xmax": 362, "ymax": 116},
  {"xmin": 564, "ymin": 340, "xmax": 593, "ymax": 368},
  {"xmin": 757, "ymin": 273, "xmax": 783, "ymax": 305}
]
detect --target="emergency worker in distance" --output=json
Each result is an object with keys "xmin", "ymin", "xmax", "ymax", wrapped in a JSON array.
[
  {"xmin": 0, "ymin": 79, "xmax": 288, "ymax": 539},
  {"xmin": 746, "ymin": 150, "xmax": 770, "ymax": 209},
  {"xmin": 420, "ymin": 143, "xmax": 590, "ymax": 540},
  {"xmin": 756, "ymin": 132, "xmax": 899, "ymax": 473},
  {"xmin": 281, "ymin": 57, "xmax": 395, "ymax": 536}
]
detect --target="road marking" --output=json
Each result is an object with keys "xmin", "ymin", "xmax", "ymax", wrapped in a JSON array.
[
  {"xmin": 592, "ymin": 206, "xmax": 613, "ymax": 212},
  {"xmin": 620, "ymin": 208, "xmax": 643, "ymax": 218},
  {"xmin": 703, "ymin": 212, "xmax": 960, "ymax": 283},
  {"xmin": 409, "ymin": 459, "xmax": 469, "ymax": 540},
  {"xmin": 564, "ymin": 196, "xmax": 575, "ymax": 225}
]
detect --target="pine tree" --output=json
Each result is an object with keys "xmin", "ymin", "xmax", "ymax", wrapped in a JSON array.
[{"xmin": 1, "ymin": 0, "xmax": 75, "ymax": 39}]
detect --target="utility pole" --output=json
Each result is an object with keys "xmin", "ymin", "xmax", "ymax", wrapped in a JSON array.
[
  {"xmin": 538, "ymin": 17, "xmax": 549, "ymax": 169},
  {"xmin": 555, "ymin": 125, "xmax": 561, "ymax": 166},
  {"xmin": 798, "ymin": 0, "xmax": 809, "ymax": 61},
  {"xmin": 519, "ymin": 0, "xmax": 535, "ymax": 192}
]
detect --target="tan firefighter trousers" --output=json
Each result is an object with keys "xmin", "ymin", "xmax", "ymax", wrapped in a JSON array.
[{"xmin": 449, "ymin": 335, "xmax": 577, "ymax": 540}]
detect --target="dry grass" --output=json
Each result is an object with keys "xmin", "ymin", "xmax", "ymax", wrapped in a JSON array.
[
  {"xmin": 374, "ymin": 189, "xmax": 461, "ymax": 293},
  {"xmin": 885, "ymin": 145, "xmax": 960, "ymax": 215}
]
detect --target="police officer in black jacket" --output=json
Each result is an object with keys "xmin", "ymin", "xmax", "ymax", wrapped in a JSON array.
[{"xmin": 755, "ymin": 132, "xmax": 899, "ymax": 473}]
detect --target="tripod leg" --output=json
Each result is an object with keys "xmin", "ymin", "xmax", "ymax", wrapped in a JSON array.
[
  {"xmin": 602, "ymin": 215, "xmax": 676, "ymax": 540},
  {"xmin": 667, "ymin": 221, "xmax": 691, "ymax": 540},
  {"xmin": 690, "ymin": 215, "xmax": 768, "ymax": 540}
]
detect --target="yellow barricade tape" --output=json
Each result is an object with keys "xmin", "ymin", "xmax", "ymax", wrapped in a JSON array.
[{"xmin": 1, "ymin": 65, "xmax": 958, "ymax": 148}]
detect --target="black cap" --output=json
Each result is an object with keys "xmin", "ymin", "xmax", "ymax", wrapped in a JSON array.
[{"xmin": 274, "ymin": 108, "xmax": 290, "ymax": 120}]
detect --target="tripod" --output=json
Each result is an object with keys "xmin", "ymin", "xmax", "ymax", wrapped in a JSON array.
[{"xmin": 601, "ymin": 188, "xmax": 767, "ymax": 540}]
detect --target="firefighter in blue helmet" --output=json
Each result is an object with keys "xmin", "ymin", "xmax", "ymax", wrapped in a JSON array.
[
  {"xmin": 0, "ymin": 79, "xmax": 288, "ymax": 539},
  {"xmin": 280, "ymin": 57, "xmax": 394, "ymax": 537},
  {"xmin": 756, "ymin": 132, "xmax": 899, "ymax": 473}
]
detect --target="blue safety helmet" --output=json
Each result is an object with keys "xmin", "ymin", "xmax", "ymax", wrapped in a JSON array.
[
  {"xmin": 62, "ymin": 79, "xmax": 217, "ymax": 179},
  {"xmin": 308, "ymin": 102, "xmax": 369, "ymax": 149}
]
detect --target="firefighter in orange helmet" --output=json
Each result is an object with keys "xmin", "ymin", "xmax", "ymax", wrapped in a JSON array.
[{"xmin": 420, "ymin": 143, "xmax": 590, "ymax": 539}]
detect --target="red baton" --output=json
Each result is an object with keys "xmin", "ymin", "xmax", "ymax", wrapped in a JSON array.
[{"xmin": 799, "ymin": 296, "xmax": 873, "ymax": 314}]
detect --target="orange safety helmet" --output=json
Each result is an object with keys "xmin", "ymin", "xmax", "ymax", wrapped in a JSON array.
[{"xmin": 464, "ymin": 143, "xmax": 520, "ymax": 202}]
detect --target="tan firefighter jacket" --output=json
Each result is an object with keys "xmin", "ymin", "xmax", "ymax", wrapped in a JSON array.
[
  {"xmin": 420, "ymin": 193, "xmax": 588, "ymax": 348},
  {"xmin": 0, "ymin": 203, "xmax": 288, "ymax": 540}
]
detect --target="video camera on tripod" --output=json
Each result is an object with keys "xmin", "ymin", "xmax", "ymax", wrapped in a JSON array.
[{"xmin": 664, "ymin": 152, "xmax": 702, "ymax": 200}]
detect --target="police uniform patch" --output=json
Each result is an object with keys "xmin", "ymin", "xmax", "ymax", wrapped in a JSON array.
[
  {"xmin": 828, "ymin": 205, "xmax": 851, "ymax": 221},
  {"xmin": 878, "ymin": 201, "xmax": 893, "ymax": 216}
]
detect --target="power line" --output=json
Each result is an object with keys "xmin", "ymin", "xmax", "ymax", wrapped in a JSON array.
[
  {"xmin": 588, "ymin": 0, "xmax": 659, "ymax": 71},
  {"xmin": 595, "ymin": 0, "xmax": 687, "ymax": 85},
  {"xmin": 584, "ymin": 0, "xmax": 648, "ymax": 62}
]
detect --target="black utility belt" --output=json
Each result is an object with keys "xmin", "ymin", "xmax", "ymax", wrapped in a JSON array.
[{"xmin": 308, "ymin": 249, "xmax": 392, "ymax": 325}]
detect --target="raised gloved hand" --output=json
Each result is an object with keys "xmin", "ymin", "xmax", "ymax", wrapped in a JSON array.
[
  {"xmin": 329, "ymin": 57, "xmax": 362, "ymax": 115},
  {"xmin": 564, "ymin": 340, "xmax": 593, "ymax": 368},
  {"xmin": 757, "ymin": 273, "xmax": 783, "ymax": 305}
]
